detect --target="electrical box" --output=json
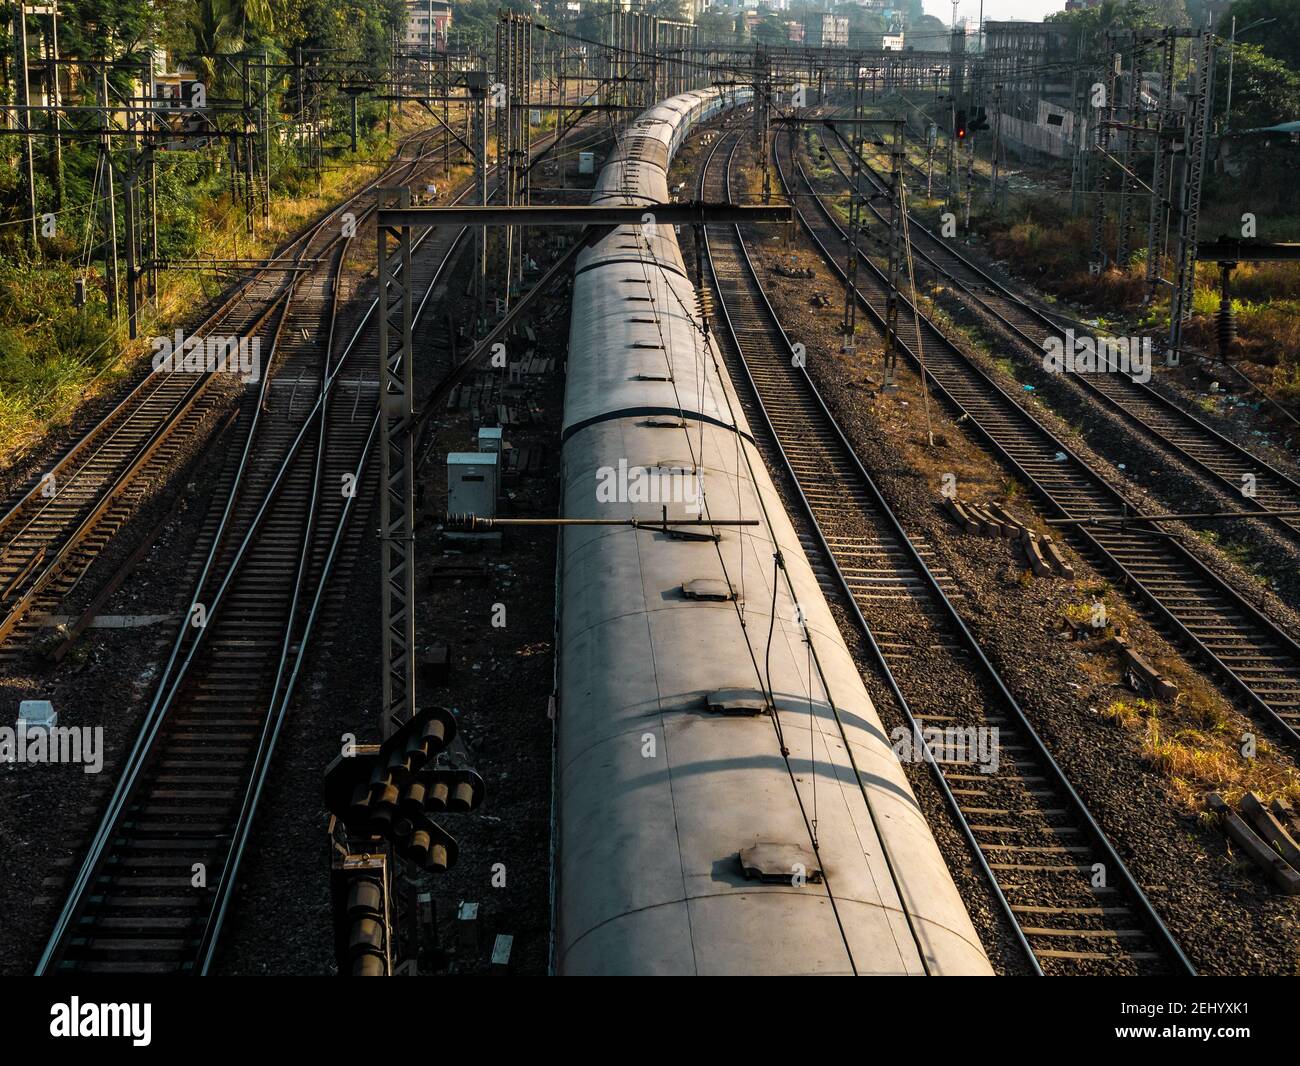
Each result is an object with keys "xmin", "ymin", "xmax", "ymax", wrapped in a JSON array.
[
  {"xmin": 578, "ymin": 151, "xmax": 595, "ymax": 175},
  {"xmin": 477, "ymin": 426, "xmax": 503, "ymax": 456},
  {"xmin": 447, "ymin": 452, "xmax": 498, "ymax": 518},
  {"xmin": 17, "ymin": 700, "xmax": 56, "ymax": 732}
]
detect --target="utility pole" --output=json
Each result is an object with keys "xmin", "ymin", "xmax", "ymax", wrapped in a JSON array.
[
  {"xmin": 989, "ymin": 82, "xmax": 1001, "ymax": 206},
  {"xmin": 754, "ymin": 42, "xmax": 771, "ymax": 205},
  {"xmin": 377, "ymin": 186, "xmax": 417, "ymax": 740}
]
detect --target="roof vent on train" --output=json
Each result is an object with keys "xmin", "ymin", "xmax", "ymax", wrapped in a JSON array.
[
  {"xmin": 682, "ymin": 578, "xmax": 736, "ymax": 602},
  {"xmin": 705, "ymin": 687, "xmax": 770, "ymax": 717},
  {"xmin": 739, "ymin": 843, "xmax": 823, "ymax": 885}
]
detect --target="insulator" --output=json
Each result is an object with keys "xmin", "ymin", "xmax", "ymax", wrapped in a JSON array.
[{"xmin": 1217, "ymin": 304, "xmax": 1237, "ymax": 356}]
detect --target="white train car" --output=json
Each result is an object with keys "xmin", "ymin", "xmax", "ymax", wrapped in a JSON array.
[{"xmin": 553, "ymin": 88, "xmax": 993, "ymax": 976}]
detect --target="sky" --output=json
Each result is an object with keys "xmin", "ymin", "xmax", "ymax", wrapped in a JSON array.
[{"xmin": 922, "ymin": 0, "xmax": 1069, "ymax": 25}]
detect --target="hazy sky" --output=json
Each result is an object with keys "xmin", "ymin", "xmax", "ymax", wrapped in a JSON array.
[{"xmin": 924, "ymin": 0, "xmax": 1068, "ymax": 25}]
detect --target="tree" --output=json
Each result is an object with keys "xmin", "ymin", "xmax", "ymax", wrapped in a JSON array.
[
  {"xmin": 1217, "ymin": 41, "xmax": 1300, "ymax": 129},
  {"xmin": 697, "ymin": 9, "xmax": 738, "ymax": 47},
  {"xmin": 754, "ymin": 14, "xmax": 788, "ymax": 47},
  {"xmin": 1222, "ymin": 0, "xmax": 1300, "ymax": 73}
]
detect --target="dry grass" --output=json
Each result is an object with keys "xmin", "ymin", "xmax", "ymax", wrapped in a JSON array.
[
  {"xmin": 0, "ymin": 105, "xmax": 454, "ymax": 464},
  {"xmin": 1102, "ymin": 694, "xmax": 1300, "ymax": 810}
]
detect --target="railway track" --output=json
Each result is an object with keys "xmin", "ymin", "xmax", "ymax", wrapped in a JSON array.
[
  {"xmin": 698, "ymin": 121, "xmax": 1194, "ymax": 976},
  {"xmin": 812, "ymin": 121, "xmax": 1300, "ymax": 547},
  {"xmin": 32, "ymin": 165, "xmax": 471, "ymax": 976},
  {"xmin": 32, "ymin": 112, "xmax": 610, "ymax": 974},
  {"xmin": 772, "ymin": 120, "xmax": 1300, "ymax": 750},
  {"xmin": 0, "ymin": 126, "xmax": 464, "ymax": 656}
]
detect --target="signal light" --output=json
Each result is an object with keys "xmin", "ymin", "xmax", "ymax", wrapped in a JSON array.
[
  {"xmin": 955, "ymin": 109, "xmax": 967, "ymax": 140},
  {"xmin": 325, "ymin": 706, "xmax": 485, "ymax": 872}
]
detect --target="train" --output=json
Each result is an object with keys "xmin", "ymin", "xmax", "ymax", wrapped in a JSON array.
[{"xmin": 552, "ymin": 86, "xmax": 993, "ymax": 975}]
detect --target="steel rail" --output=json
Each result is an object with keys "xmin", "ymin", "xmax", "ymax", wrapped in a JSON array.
[
  {"xmin": 32, "ymin": 128, "xmax": 477, "ymax": 974},
  {"xmin": 702, "ymin": 123, "xmax": 1195, "ymax": 977},
  {"xmin": 816, "ymin": 121, "xmax": 1300, "ymax": 548},
  {"xmin": 776, "ymin": 122, "xmax": 1300, "ymax": 750},
  {"xmin": 36, "ymin": 114, "xmax": 601, "ymax": 974},
  {"xmin": 0, "ymin": 128, "xmax": 464, "ymax": 647}
]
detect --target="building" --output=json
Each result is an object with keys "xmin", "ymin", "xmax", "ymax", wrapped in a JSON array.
[
  {"xmin": 786, "ymin": 19, "xmax": 805, "ymax": 43},
  {"xmin": 982, "ymin": 20, "xmax": 1072, "ymax": 117},
  {"xmin": 404, "ymin": 0, "xmax": 453, "ymax": 52},
  {"xmin": 803, "ymin": 12, "xmax": 849, "ymax": 48},
  {"xmin": 882, "ymin": 32, "xmax": 904, "ymax": 50},
  {"xmin": 981, "ymin": 20, "xmax": 1081, "ymax": 158}
]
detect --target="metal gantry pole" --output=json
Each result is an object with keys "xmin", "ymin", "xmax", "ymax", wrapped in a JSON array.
[
  {"xmin": 44, "ymin": 2, "xmax": 64, "ymax": 214},
  {"xmin": 1168, "ymin": 30, "xmax": 1217, "ymax": 363},
  {"xmin": 1115, "ymin": 41, "xmax": 1143, "ymax": 267},
  {"xmin": 1144, "ymin": 31, "xmax": 1177, "ymax": 303},
  {"xmin": 14, "ymin": 3, "xmax": 38, "ymax": 248},
  {"xmin": 840, "ymin": 68, "xmax": 863, "ymax": 351},
  {"xmin": 99, "ymin": 63, "xmax": 120, "ymax": 319},
  {"xmin": 882, "ymin": 123, "xmax": 903, "ymax": 391},
  {"xmin": 377, "ymin": 187, "xmax": 417, "ymax": 739},
  {"xmin": 1089, "ymin": 39, "xmax": 1119, "ymax": 274}
]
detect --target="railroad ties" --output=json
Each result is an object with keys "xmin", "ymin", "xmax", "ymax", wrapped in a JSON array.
[
  {"xmin": 777, "ymin": 122, "xmax": 1300, "ymax": 750},
  {"xmin": 700, "ymin": 121, "xmax": 1193, "ymax": 975},
  {"xmin": 35, "ymin": 129, "xmax": 469, "ymax": 975}
]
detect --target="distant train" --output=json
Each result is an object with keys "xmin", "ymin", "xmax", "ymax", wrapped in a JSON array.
[{"xmin": 552, "ymin": 87, "xmax": 993, "ymax": 975}]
